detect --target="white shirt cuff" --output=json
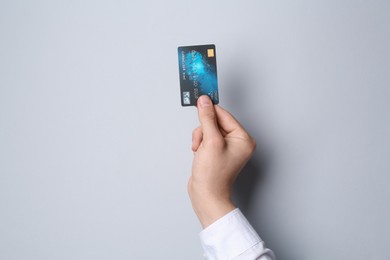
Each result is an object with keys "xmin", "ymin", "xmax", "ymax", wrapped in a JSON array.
[{"xmin": 199, "ymin": 208, "xmax": 275, "ymax": 260}]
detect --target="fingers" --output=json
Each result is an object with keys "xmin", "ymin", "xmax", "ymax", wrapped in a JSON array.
[
  {"xmin": 214, "ymin": 105, "xmax": 245, "ymax": 134},
  {"xmin": 192, "ymin": 126, "xmax": 203, "ymax": 152},
  {"xmin": 197, "ymin": 96, "xmax": 222, "ymax": 142},
  {"xmin": 215, "ymin": 105, "xmax": 256, "ymax": 157}
]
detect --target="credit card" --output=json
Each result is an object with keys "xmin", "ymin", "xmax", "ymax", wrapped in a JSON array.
[{"xmin": 177, "ymin": 44, "xmax": 219, "ymax": 106}]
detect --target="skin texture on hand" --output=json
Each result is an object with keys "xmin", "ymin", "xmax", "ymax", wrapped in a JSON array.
[{"xmin": 189, "ymin": 95, "xmax": 256, "ymax": 228}]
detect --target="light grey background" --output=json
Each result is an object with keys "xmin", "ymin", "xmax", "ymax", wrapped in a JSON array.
[{"xmin": 0, "ymin": 1, "xmax": 389, "ymax": 259}]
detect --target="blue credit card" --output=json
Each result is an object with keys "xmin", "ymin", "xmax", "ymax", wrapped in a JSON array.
[{"xmin": 178, "ymin": 44, "xmax": 219, "ymax": 106}]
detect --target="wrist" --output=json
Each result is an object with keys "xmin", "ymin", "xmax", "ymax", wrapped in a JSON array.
[{"xmin": 188, "ymin": 182, "xmax": 236, "ymax": 228}]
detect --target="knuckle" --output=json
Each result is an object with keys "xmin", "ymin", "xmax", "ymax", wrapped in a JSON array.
[
  {"xmin": 243, "ymin": 136, "xmax": 257, "ymax": 155},
  {"xmin": 249, "ymin": 137, "xmax": 257, "ymax": 152}
]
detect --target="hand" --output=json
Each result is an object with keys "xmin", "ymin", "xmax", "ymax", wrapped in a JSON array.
[{"xmin": 188, "ymin": 95, "xmax": 256, "ymax": 228}]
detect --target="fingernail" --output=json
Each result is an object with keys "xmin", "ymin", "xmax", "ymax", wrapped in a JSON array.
[{"xmin": 199, "ymin": 95, "xmax": 211, "ymax": 108}]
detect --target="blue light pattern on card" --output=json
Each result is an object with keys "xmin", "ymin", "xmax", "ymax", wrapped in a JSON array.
[{"xmin": 178, "ymin": 44, "xmax": 219, "ymax": 106}]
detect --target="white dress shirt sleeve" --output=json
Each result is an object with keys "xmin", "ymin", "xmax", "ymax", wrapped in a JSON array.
[{"xmin": 199, "ymin": 208, "xmax": 276, "ymax": 260}]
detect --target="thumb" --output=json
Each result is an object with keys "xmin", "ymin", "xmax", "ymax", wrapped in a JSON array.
[{"xmin": 197, "ymin": 95, "xmax": 221, "ymax": 140}]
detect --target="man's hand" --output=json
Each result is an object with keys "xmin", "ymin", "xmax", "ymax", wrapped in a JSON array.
[{"xmin": 188, "ymin": 95, "xmax": 256, "ymax": 228}]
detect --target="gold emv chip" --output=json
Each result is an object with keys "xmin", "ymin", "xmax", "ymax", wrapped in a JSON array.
[{"xmin": 207, "ymin": 49, "xmax": 214, "ymax": 57}]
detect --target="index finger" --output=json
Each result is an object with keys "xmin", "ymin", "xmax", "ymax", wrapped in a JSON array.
[{"xmin": 214, "ymin": 105, "xmax": 246, "ymax": 135}]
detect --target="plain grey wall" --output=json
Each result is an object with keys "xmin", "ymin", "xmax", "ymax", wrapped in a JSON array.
[{"xmin": 1, "ymin": 1, "xmax": 389, "ymax": 259}]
